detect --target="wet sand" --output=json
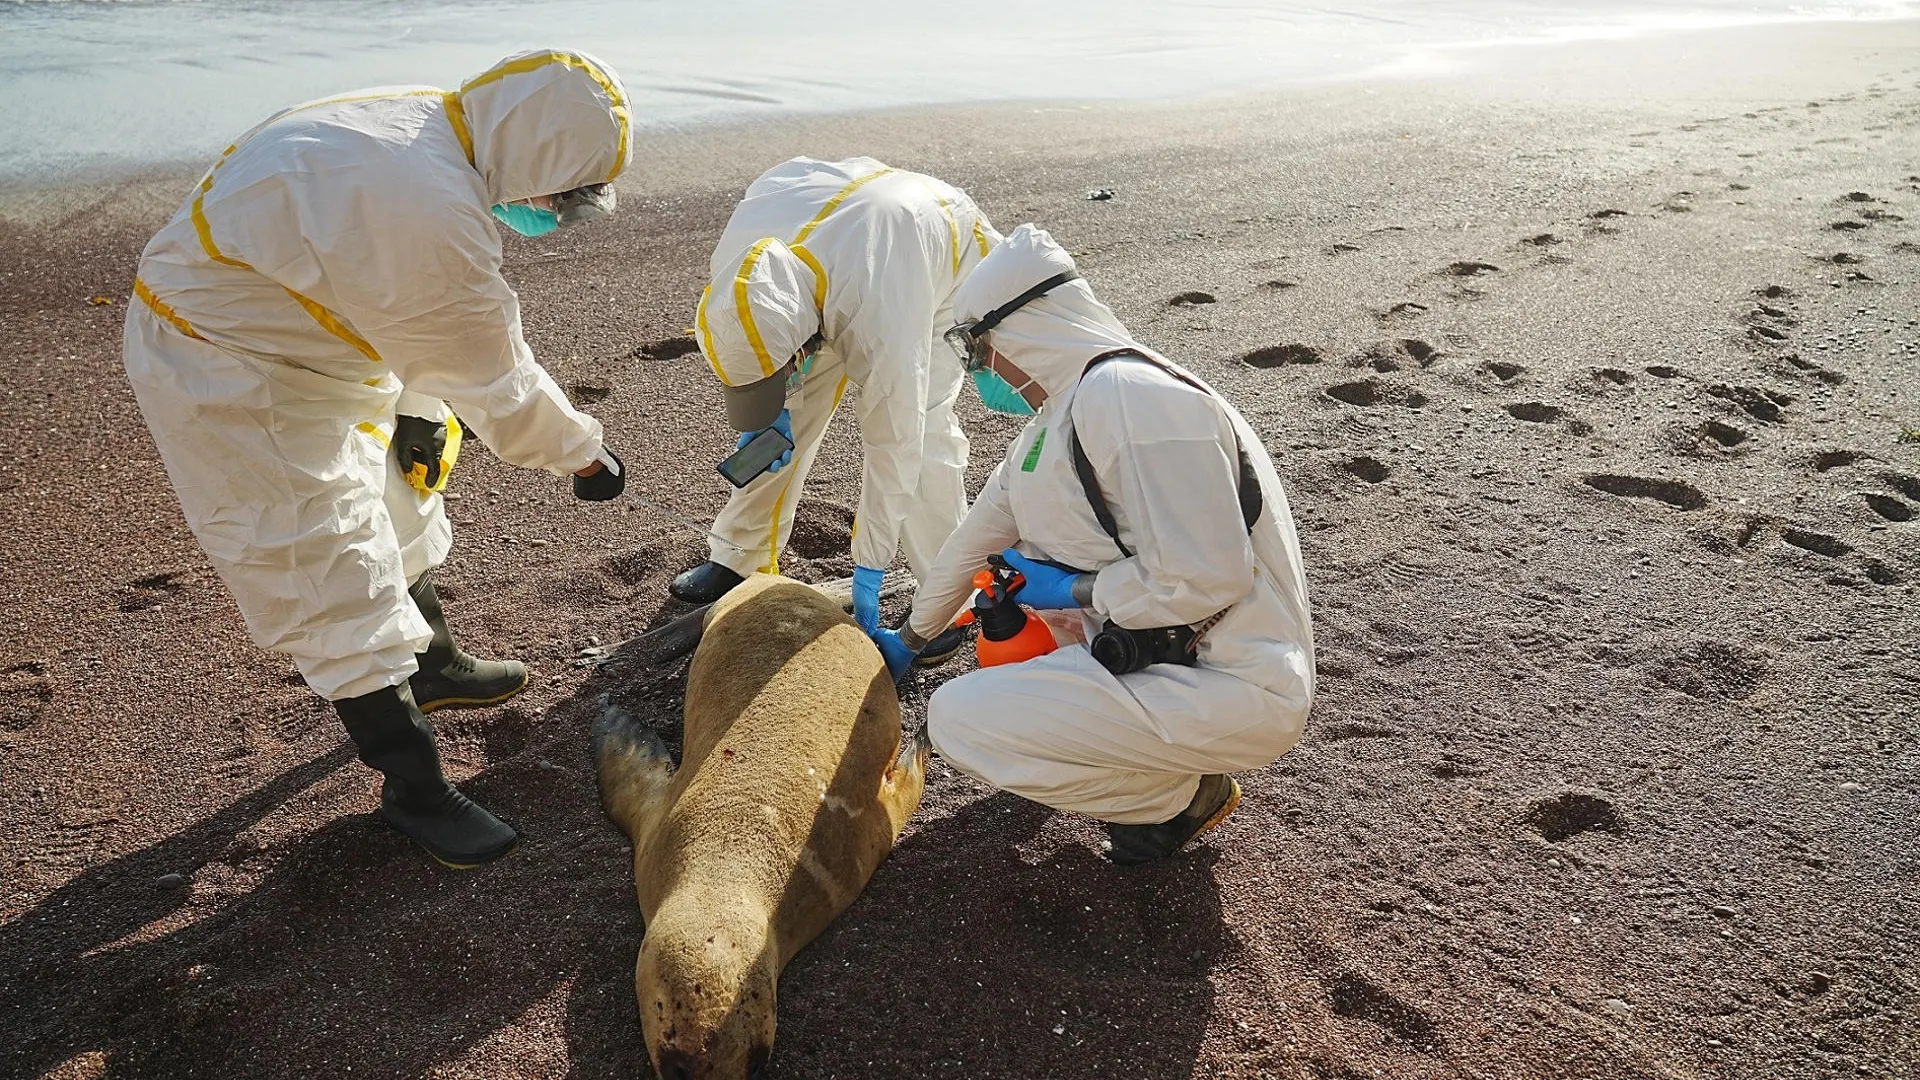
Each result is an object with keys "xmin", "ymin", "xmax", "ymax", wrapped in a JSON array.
[{"xmin": 2, "ymin": 21, "xmax": 1917, "ymax": 1080}]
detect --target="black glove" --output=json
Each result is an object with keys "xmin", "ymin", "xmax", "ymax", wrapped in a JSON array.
[
  {"xmin": 573, "ymin": 447, "xmax": 626, "ymax": 501},
  {"xmin": 395, "ymin": 414, "xmax": 453, "ymax": 493}
]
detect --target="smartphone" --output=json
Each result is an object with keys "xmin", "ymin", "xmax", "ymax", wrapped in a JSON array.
[{"xmin": 717, "ymin": 426, "xmax": 796, "ymax": 489}]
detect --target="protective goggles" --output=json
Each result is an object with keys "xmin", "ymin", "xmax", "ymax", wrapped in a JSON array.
[
  {"xmin": 943, "ymin": 270, "xmax": 1081, "ymax": 371},
  {"xmin": 552, "ymin": 183, "xmax": 617, "ymax": 226}
]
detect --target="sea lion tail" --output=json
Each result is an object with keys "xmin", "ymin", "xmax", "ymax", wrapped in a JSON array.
[{"xmin": 591, "ymin": 694, "xmax": 676, "ymax": 844}]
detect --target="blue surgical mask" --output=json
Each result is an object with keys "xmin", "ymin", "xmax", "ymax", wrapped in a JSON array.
[
  {"xmin": 491, "ymin": 202, "xmax": 560, "ymax": 237},
  {"xmin": 972, "ymin": 368, "xmax": 1037, "ymax": 416}
]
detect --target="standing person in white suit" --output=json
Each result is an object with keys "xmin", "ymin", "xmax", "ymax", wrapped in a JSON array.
[
  {"xmin": 670, "ymin": 157, "xmax": 1001, "ymax": 664},
  {"xmin": 872, "ymin": 225, "xmax": 1316, "ymax": 865},
  {"xmin": 122, "ymin": 48, "xmax": 634, "ymax": 869}
]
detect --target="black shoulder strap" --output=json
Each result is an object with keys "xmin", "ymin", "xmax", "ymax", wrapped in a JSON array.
[{"xmin": 1067, "ymin": 349, "xmax": 1263, "ymax": 560}]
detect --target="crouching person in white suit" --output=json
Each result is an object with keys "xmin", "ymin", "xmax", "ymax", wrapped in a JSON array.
[{"xmin": 871, "ymin": 225, "xmax": 1315, "ymax": 865}]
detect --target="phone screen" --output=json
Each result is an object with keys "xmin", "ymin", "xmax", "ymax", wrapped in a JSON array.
[{"xmin": 717, "ymin": 426, "xmax": 796, "ymax": 488}]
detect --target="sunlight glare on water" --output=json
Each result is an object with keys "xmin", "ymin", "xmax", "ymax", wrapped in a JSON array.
[{"xmin": 0, "ymin": 0, "xmax": 1913, "ymax": 179}]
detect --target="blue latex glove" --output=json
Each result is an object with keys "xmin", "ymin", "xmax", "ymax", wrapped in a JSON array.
[
  {"xmin": 999, "ymin": 548, "xmax": 1084, "ymax": 610},
  {"xmin": 870, "ymin": 627, "xmax": 916, "ymax": 680},
  {"xmin": 735, "ymin": 409, "xmax": 794, "ymax": 473},
  {"xmin": 851, "ymin": 565, "xmax": 885, "ymax": 634}
]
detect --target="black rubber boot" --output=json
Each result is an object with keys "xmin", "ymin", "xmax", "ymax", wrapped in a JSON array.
[
  {"xmin": 1104, "ymin": 774, "xmax": 1241, "ymax": 866},
  {"xmin": 670, "ymin": 560, "xmax": 746, "ymax": 604},
  {"xmin": 912, "ymin": 622, "xmax": 971, "ymax": 668},
  {"xmin": 334, "ymin": 682, "xmax": 519, "ymax": 869},
  {"xmin": 408, "ymin": 573, "xmax": 527, "ymax": 713}
]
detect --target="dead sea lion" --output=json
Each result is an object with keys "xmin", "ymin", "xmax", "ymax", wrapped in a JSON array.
[{"xmin": 593, "ymin": 573, "xmax": 928, "ymax": 1079}]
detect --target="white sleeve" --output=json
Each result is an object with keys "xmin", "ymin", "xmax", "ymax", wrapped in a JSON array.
[
  {"xmin": 906, "ymin": 458, "xmax": 1019, "ymax": 641},
  {"xmin": 1078, "ymin": 369, "xmax": 1256, "ymax": 628},
  {"xmin": 394, "ymin": 389, "xmax": 449, "ymax": 422},
  {"xmin": 319, "ymin": 199, "xmax": 603, "ymax": 476}
]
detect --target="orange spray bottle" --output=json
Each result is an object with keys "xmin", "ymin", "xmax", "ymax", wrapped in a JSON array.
[{"xmin": 972, "ymin": 553, "xmax": 1059, "ymax": 667}]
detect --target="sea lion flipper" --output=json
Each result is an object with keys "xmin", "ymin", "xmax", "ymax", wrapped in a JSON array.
[
  {"xmin": 592, "ymin": 695, "xmax": 677, "ymax": 845},
  {"xmin": 879, "ymin": 724, "xmax": 931, "ymax": 841}
]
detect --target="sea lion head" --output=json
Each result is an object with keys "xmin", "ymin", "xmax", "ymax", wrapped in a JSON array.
[{"xmin": 637, "ymin": 894, "xmax": 779, "ymax": 1079}]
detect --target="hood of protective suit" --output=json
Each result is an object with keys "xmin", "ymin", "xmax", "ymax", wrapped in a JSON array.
[
  {"xmin": 456, "ymin": 49, "xmax": 632, "ymax": 205},
  {"xmin": 696, "ymin": 236, "xmax": 823, "ymax": 388},
  {"xmin": 952, "ymin": 224, "xmax": 1139, "ymax": 404}
]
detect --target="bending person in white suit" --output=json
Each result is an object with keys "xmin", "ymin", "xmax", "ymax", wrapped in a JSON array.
[
  {"xmin": 671, "ymin": 157, "xmax": 1002, "ymax": 666},
  {"xmin": 873, "ymin": 225, "xmax": 1316, "ymax": 865},
  {"xmin": 123, "ymin": 48, "xmax": 633, "ymax": 868}
]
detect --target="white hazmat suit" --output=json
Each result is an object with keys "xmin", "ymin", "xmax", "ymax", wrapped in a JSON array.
[
  {"xmin": 905, "ymin": 226, "xmax": 1316, "ymax": 825},
  {"xmin": 124, "ymin": 49, "xmax": 631, "ymax": 700},
  {"xmin": 693, "ymin": 157, "xmax": 1002, "ymax": 579}
]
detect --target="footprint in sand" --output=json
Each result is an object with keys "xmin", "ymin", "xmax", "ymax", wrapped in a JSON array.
[
  {"xmin": 1442, "ymin": 261, "xmax": 1500, "ymax": 277},
  {"xmin": 1840, "ymin": 191, "xmax": 1875, "ymax": 203},
  {"xmin": 1325, "ymin": 378, "xmax": 1428, "ymax": 409},
  {"xmin": 1521, "ymin": 233, "xmax": 1562, "ymax": 247},
  {"xmin": 1667, "ymin": 419, "xmax": 1749, "ymax": 458},
  {"xmin": 1831, "ymin": 220, "xmax": 1869, "ymax": 231},
  {"xmin": 1242, "ymin": 343, "xmax": 1323, "ymax": 368},
  {"xmin": 1339, "ymin": 456, "xmax": 1390, "ymax": 484},
  {"xmin": 1484, "ymin": 360, "xmax": 1525, "ymax": 383},
  {"xmin": 1594, "ymin": 368, "xmax": 1635, "ymax": 386},
  {"xmin": 1819, "ymin": 252, "xmax": 1866, "ymax": 265},
  {"xmin": 121, "ymin": 570, "xmax": 189, "ymax": 613},
  {"xmin": 1524, "ymin": 792, "xmax": 1623, "ymax": 842},
  {"xmin": 1760, "ymin": 284, "xmax": 1794, "ymax": 299},
  {"xmin": 1505, "ymin": 402, "xmax": 1564, "ymax": 423},
  {"xmin": 1878, "ymin": 472, "xmax": 1920, "ymax": 502},
  {"xmin": 1781, "ymin": 353, "xmax": 1846, "ymax": 385},
  {"xmin": 1862, "ymin": 494, "xmax": 1914, "ymax": 522},
  {"xmin": 1812, "ymin": 449, "xmax": 1867, "ymax": 472},
  {"xmin": 1, "ymin": 662, "xmax": 52, "ymax": 733},
  {"xmin": 1644, "ymin": 364, "xmax": 1682, "ymax": 379},
  {"xmin": 1583, "ymin": 474, "xmax": 1708, "ymax": 510},
  {"xmin": 1168, "ymin": 290, "xmax": 1216, "ymax": 307},
  {"xmin": 1589, "ymin": 209, "xmax": 1629, "ymax": 219},
  {"xmin": 1651, "ymin": 642, "xmax": 1767, "ymax": 701},
  {"xmin": 1380, "ymin": 301, "xmax": 1428, "ymax": 320},
  {"xmin": 568, "ymin": 383, "xmax": 612, "ymax": 404},
  {"xmin": 1259, "ymin": 279, "xmax": 1300, "ymax": 291},
  {"xmin": 1325, "ymin": 243, "xmax": 1362, "ymax": 256},
  {"xmin": 1325, "ymin": 972, "xmax": 1442, "ymax": 1047},
  {"xmin": 1660, "ymin": 193, "xmax": 1695, "ymax": 213},
  {"xmin": 1781, "ymin": 528, "xmax": 1853, "ymax": 558},
  {"xmin": 1859, "ymin": 209, "xmax": 1904, "ymax": 222},
  {"xmin": 632, "ymin": 336, "xmax": 702, "ymax": 361},
  {"xmin": 1356, "ymin": 339, "xmax": 1438, "ymax": 372},
  {"xmin": 1707, "ymin": 384, "xmax": 1791, "ymax": 423},
  {"xmin": 1750, "ymin": 325, "xmax": 1789, "ymax": 344}
]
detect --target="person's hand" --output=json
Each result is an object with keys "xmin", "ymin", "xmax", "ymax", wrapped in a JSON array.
[
  {"xmin": 851, "ymin": 565, "xmax": 885, "ymax": 634},
  {"xmin": 870, "ymin": 627, "xmax": 917, "ymax": 681},
  {"xmin": 734, "ymin": 409, "xmax": 795, "ymax": 473},
  {"xmin": 573, "ymin": 446, "xmax": 626, "ymax": 501},
  {"xmin": 395, "ymin": 414, "xmax": 453, "ymax": 493},
  {"xmin": 998, "ymin": 548, "xmax": 1083, "ymax": 610}
]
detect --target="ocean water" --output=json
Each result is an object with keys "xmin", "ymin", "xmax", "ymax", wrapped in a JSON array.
[{"xmin": 0, "ymin": 0, "xmax": 1913, "ymax": 180}]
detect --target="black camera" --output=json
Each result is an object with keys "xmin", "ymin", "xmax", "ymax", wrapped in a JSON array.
[{"xmin": 1089, "ymin": 620, "xmax": 1199, "ymax": 676}]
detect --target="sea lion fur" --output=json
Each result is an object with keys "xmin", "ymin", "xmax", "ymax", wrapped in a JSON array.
[{"xmin": 593, "ymin": 573, "xmax": 928, "ymax": 1079}]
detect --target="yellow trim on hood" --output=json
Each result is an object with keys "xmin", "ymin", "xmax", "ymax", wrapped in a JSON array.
[
  {"xmin": 460, "ymin": 50, "xmax": 631, "ymax": 184},
  {"xmin": 732, "ymin": 238, "xmax": 779, "ymax": 380}
]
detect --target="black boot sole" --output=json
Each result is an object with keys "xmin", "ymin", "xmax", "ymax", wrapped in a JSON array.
[
  {"xmin": 378, "ymin": 806, "xmax": 520, "ymax": 869},
  {"xmin": 913, "ymin": 624, "xmax": 970, "ymax": 668},
  {"xmin": 1105, "ymin": 778, "xmax": 1242, "ymax": 866},
  {"xmin": 412, "ymin": 669, "xmax": 529, "ymax": 714}
]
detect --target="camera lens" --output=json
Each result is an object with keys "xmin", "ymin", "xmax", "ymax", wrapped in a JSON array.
[{"xmin": 1090, "ymin": 627, "xmax": 1139, "ymax": 676}]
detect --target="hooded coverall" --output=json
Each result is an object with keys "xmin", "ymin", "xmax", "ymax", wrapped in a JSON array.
[
  {"xmin": 123, "ymin": 49, "xmax": 630, "ymax": 700},
  {"xmin": 904, "ymin": 226, "xmax": 1316, "ymax": 825},
  {"xmin": 693, "ymin": 157, "xmax": 1002, "ymax": 580}
]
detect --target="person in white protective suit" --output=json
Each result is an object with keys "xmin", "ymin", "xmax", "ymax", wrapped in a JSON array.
[
  {"xmin": 871, "ymin": 225, "xmax": 1316, "ymax": 865},
  {"xmin": 122, "ymin": 48, "xmax": 634, "ymax": 869},
  {"xmin": 669, "ymin": 157, "xmax": 1001, "ymax": 663}
]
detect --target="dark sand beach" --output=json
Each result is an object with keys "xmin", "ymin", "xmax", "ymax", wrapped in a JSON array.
[{"xmin": 2, "ymin": 21, "xmax": 1917, "ymax": 1080}]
